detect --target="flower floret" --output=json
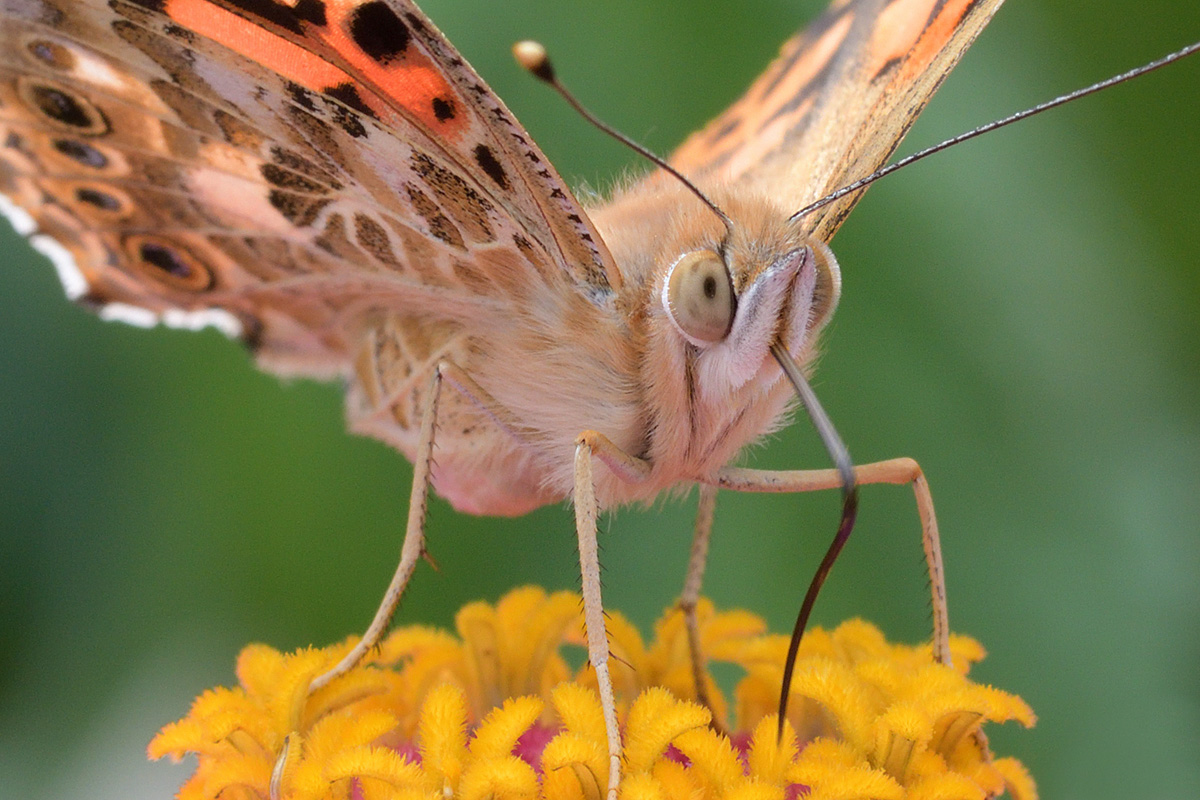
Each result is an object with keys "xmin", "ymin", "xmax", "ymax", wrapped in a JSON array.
[{"xmin": 150, "ymin": 587, "xmax": 1035, "ymax": 800}]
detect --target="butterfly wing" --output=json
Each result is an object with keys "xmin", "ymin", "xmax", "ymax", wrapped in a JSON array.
[
  {"xmin": 668, "ymin": 0, "xmax": 1004, "ymax": 241},
  {"xmin": 0, "ymin": 0, "xmax": 618, "ymax": 381}
]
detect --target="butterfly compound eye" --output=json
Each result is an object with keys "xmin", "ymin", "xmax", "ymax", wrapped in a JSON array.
[{"xmin": 665, "ymin": 250, "xmax": 736, "ymax": 343}]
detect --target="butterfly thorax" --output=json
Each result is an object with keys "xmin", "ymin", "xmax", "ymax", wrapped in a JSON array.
[{"xmin": 347, "ymin": 180, "xmax": 838, "ymax": 517}]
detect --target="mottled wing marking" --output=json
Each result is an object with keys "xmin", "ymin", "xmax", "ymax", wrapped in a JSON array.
[
  {"xmin": 0, "ymin": 0, "xmax": 614, "ymax": 388},
  {"xmin": 178, "ymin": 0, "xmax": 619, "ymax": 297},
  {"xmin": 668, "ymin": 0, "xmax": 1004, "ymax": 241},
  {"xmin": 382, "ymin": 2, "xmax": 621, "ymax": 296}
]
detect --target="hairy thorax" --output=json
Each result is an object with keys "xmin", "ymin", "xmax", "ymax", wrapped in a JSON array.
[{"xmin": 346, "ymin": 180, "xmax": 827, "ymax": 516}]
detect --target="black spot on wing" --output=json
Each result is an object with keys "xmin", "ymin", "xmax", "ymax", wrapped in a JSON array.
[
  {"xmin": 133, "ymin": 239, "xmax": 214, "ymax": 291},
  {"xmin": 292, "ymin": 0, "xmax": 327, "ymax": 26},
  {"xmin": 322, "ymin": 83, "xmax": 372, "ymax": 137},
  {"xmin": 267, "ymin": 190, "xmax": 330, "ymax": 226},
  {"xmin": 270, "ymin": 146, "xmax": 342, "ymax": 190},
  {"xmin": 405, "ymin": 184, "xmax": 464, "ymax": 250},
  {"xmin": 75, "ymin": 187, "xmax": 121, "ymax": 211},
  {"xmin": 285, "ymin": 81, "xmax": 317, "ymax": 111},
  {"xmin": 142, "ymin": 243, "xmax": 185, "ymax": 275},
  {"xmin": 472, "ymin": 144, "xmax": 508, "ymax": 190},
  {"xmin": 27, "ymin": 85, "xmax": 103, "ymax": 131},
  {"xmin": 161, "ymin": 23, "xmax": 196, "ymax": 44},
  {"xmin": 402, "ymin": 11, "xmax": 428, "ymax": 36},
  {"xmin": 261, "ymin": 163, "xmax": 327, "ymax": 193},
  {"xmin": 323, "ymin": 82, "xmax": 374, "ymax": 116},
  {"xmin": 348, "ymin": 1, "xmax": 411, "ymax": 64},
  {"xmin": 872, "ymin": 55, "xmax": 903, "ymax": 82},
  {"xmin": 219, "ymin": 0, "xmax": 327, "ymax": 34},
  {"xmin": 354, "ymin": 212, "xmax": 403, "ymax": 270},
  {"xmin": 432, "ymin": 96, "xmax": 455, "ymax": 122},
  {"xmin": 53, "ymin": 139, "xmax": 107, "ymax": 168}
]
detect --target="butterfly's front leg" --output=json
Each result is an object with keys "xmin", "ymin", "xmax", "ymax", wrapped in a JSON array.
[
  {"xmin": 308, "ymin": 365, "xmax": 448, "ymax": 692},
  {"xmin": 309, "ymin": 360, "xmax": 534, "ymax": 692},
  {"xmin": 679, "ymin": 484, "xmax": 725, "ymax": 729},
  {"xmin": 574, "ymin": 430, "xmax": 652, "ymax": 800},
  {"xmin": 708, "ymin": 458, "xmax": 951, "ymax": 665}
]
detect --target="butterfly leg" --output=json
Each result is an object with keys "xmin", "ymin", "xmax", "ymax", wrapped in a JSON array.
[
  {"xmin": 708, "ymin": 457, "xmax": 950, "ymax": 665},
  {"xmin": 574, "ymin": 430, "xmax": 652, "ymax": 800},
  {"xmin": 308, "ymin": 365, "xmax": 446, "ymax": 691},
  {"xmin": 679, "ymin": 484, "xmax": 725, "ymax": 727},
  {"xmin": 310, "ymin": 360, "xmax": 536, "ymax": 692}
]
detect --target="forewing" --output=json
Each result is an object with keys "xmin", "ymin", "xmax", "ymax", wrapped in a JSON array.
[
  {"xmin": 668, "ymin": 0, "xmax": 1004, "ymax": 241},
  {"xmin": 0, "ymin": 0, "xmax": 617, "ymax": 379}
]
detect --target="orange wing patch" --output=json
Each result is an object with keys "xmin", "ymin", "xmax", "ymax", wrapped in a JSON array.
[
  {"xmin": 163, "ymin": 0, "xmax": 467, "ymax": 141},
  {"xmin": 163, "ymin": 0, "xmax": 350, "ymax": 93},
  {"xmin": 319, "ymin": 0, "xmax": 467, "ymax": 139},
  {"xmin": 667, "ymin": 0, "xmax": 1005, "ymax": 237},
  {"xmin": 876, "ymin": 0, "xmax": 982, "ymax": 82}
]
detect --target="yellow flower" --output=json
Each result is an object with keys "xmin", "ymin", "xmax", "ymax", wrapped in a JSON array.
[{"xmin": 150, "ymin": 587, "xmax": 1036, "ymax": 800}]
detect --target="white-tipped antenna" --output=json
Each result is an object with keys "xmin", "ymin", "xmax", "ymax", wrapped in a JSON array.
[
  {"xmin": 514, "ymin": 41, "xmax": 734, "ymax": 232},
  {"xmin": 791, "ymin": 39, "xmax": 1200, "ymax": 223}
]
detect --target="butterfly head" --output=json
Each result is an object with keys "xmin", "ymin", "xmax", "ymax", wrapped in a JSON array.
[{"xmin": 656, "ymin": 193, "xmax": 841, "ymax": 403}]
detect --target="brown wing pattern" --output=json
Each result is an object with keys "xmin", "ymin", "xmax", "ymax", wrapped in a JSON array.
[
  {"xmin": 0, "ymin": 0, "xmax": 618, "ymax": 380},
  {"xmin": 669, "ymin": 0, "xmax": 1004, "ymax": 241}
]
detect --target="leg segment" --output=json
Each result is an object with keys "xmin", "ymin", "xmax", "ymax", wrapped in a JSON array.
[
  {"xmin": 680, "ymin": 484, "xmax": 722, "ymax": 723},
  {"xmin": 710, "ymin": 457, "xmax": 951, "ymax": 666},
  {"xmin": 574, "ymin": 430, "xmax": 651, "ymax": 800},
  {"xmin": 310, "ymin": 365, "xmax": 445, "ymax": 691},
  {"xmin": 310, "ymin": 359, "xmax": 538, "ymax": 692}
]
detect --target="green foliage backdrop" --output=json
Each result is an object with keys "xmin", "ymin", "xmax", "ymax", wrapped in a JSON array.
[{"xmin": 1, "ymin": 1, "xmax": 1197, "ymax": 798}]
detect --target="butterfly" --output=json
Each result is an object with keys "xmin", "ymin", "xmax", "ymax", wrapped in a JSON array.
[{"xmin": 3, "ymin": 0, "xmax": 1195, "ymax": 795}]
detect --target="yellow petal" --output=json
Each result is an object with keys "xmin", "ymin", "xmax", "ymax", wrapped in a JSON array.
[
  {"xmin": 993, "ymin": 757, "xmax": 1039, "ymax": 800},
  {"xmin": 542, "ymin": 734, "xmax": 607, "ymax": 800},
  {"xmin": 418, "ymin": 683, "xmax": 470, "ymax": 791},
  {"xmin": 792, "ymin": 739, "xmax": 903, "ymax": 800},
  {"xmin": 469, "ymin": 696, "xmax": 543, "ymax": 760},
  {"xmin": 745, "ymin": 716, "xmax": 799, "ymax": 785},
  {"xmin": 673, "ymin": 727, "xmax": 744, "ymax": 795},
  {"xmin": 623, "ymin": 688, "xmax": 710, "ymax": 774},
  {"xmin": 458, "ymin": 755, "xmax": 540, "ymax": 800}
]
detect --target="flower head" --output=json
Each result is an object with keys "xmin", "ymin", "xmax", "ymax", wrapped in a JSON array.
[{"xmin": 151, "ymin": 587, "xmax": 1035, "ymax": 800}]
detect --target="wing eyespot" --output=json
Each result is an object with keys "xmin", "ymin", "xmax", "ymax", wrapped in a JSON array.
[
  {"xmin": 72, "ymin": 185, "xmax": 128, "ymax": 215},
  {"xmin": 664, "ymin": 250, "xmax": 736, "ymax": 344},
  {"xmin": 24, "ymin": 39, "xmax": 77, "ymax": 71},
  {"xmin": 125, "ymin": 236, "xmax": 215, "ymax": 293},
  {"xmin": 17, "ymin": 78, "xmax": 108, "ymax": 135},
  {"xmin": 51, "ymin": 138, "xmax": 111, "ymax": 170}
]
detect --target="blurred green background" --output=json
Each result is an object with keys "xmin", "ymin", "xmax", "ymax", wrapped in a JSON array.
[{"xmin": 2, "ymin": 0, "xmax": 1198, "ymax": 797}]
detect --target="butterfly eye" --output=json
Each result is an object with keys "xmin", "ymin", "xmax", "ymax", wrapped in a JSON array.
[{"xmin": 664, "ymin": 250, "xmax": 736, "ymax": 344}]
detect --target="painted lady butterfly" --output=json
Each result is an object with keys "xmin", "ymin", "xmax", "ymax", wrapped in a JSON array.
[{"xmin": 1, "ymin": 0, "xmax": 1197, "ymax": 795}]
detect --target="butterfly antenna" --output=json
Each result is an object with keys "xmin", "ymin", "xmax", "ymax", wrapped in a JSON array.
[
  {"xmin": 514, "ymin": 40, "xmax": 734, "ymax": 232},
  {"xmin": 791, "ymin": 39, "xmax": 1200, "ymax": 223},
  {"xmin": 770, "ymin": 342, "xmax": 858, "ymax": 742}
]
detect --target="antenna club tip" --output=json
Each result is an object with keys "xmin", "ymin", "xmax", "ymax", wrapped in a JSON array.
[{"xmin": 513, "ymin": 40, "xmax": 555, "ymax": 82}]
